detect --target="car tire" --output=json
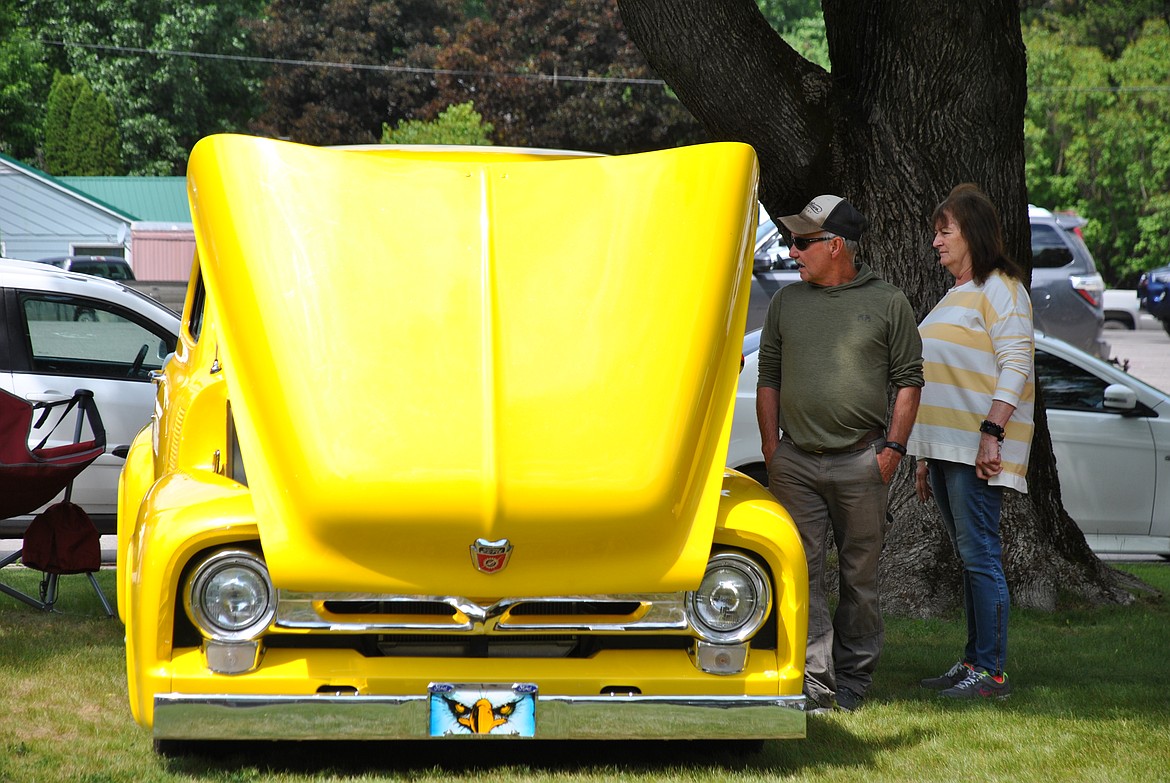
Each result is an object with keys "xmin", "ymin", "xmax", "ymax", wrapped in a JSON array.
[
  {"xmin": 1162, "ymin": 320, "xmax": 1170, "ymax": 339},
  {"xmin": 1103, "ymin": 314, "xmax": 1135, "ymax": 330}
]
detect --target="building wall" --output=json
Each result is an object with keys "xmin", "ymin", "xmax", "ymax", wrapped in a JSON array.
[
  {"xmin": 0, "ymin": 161, "xmax": 131, "ymax": 261},
  {"xmin": 131, "ymin": 226, "xmax": 194, "ymax": 281}
]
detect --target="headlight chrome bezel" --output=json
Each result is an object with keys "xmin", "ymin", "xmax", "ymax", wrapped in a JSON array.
[
  {"xmin": 184, "ymin": 549, "xmax": 275, "ymax": 642},
  {"xmin": 686, "ymin": 551, "xmax": 772, "ymax": 644}
]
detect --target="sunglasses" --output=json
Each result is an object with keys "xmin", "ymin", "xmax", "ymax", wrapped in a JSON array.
[{"xmin": 790, "ymin": 236, "xmax": 834, "ymax": 251}]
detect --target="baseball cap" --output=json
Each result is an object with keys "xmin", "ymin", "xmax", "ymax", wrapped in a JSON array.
[{"xmin": 779, "ymin": 195, "xmax": 867, "ymax": 241}]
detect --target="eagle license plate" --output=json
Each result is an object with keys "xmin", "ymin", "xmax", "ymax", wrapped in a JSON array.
[{"xmin": 428, "ymin": 683, "xmax": 537, "ymax": 737}]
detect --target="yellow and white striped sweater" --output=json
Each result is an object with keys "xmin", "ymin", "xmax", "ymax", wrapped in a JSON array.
[{"xmin": 907, "ymin": 270, "xmax": 1035, "ymax": 493}]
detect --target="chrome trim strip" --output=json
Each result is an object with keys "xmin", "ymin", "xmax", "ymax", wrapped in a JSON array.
[
  {"xmin": 153, "ymin": 693, "xmax": 805, "ymax": 740},
  {"xmin": 274, "ymin": 592, "xmax": 691, "ymax": 634}
]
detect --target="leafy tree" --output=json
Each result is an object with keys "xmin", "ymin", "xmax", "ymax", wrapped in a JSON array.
[
  {"xmin": 617, "ymin": 0, "xmax": 1138, "ymax": 613},
  {"xmin": 247, "ymin": 0, "xmax": 466, "ymax": 146},
  {"xmin": 44, "ymin": 73, "xmax": 123, "ymax": 175},
  {"xmin": 382, "ymin": 101, "xmax": 494, "ymax": 145},
  {"xmin": 418, "ymin": 0, "xmax": 705, "ymax": 153},
  {"xmin": 43, "ymin": 72, "xmax": 84, "ymax": 174},
  {"xmin": 0, "ymin": 0, "xmax": 50, "ymax": 160},
  {"xmin": 64, "ymin": 82, "xmax": 122, "ymax": 175},
  {"xmin": 1021, "ymin": 0, "xmax": 1166, "ymax": 58},
  {"xmin": 26, "ymin": 0, "xmax": 267, "ymax": 174},
  {"xmin": 1024, "ymin": 18, "xmax": 1170, "ymax": 285}
]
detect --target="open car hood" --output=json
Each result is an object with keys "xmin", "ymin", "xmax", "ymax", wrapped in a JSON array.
[{"xmin": 187, "ymin": 135, "xmax": 758, "ymax": 594}]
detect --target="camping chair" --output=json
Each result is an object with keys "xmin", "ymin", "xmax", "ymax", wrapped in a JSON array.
[{"xmin": 0, "ymin": 388, "xmax": 113, "ymax": 616}]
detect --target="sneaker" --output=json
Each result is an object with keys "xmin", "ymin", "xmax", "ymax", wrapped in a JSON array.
[
  {"xmin": 938, "ymin": 668, "xmax": 1011, "ymax": 700},
  {"xmin": 799, "ymin": 690, "xmax": 837, "ymax": 715},
  {"xmin": 920, "ymin": 661, "xmax": 974, "ymax": 690},
  {"xmin": 835, "ymin": 687, "xmax": 864, "ymax": 712}
]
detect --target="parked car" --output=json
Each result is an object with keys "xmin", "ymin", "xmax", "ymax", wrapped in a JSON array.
[
  {"xmin": 729, "ymin": 329, "xmax": 1170, "ymax": 557},
  {"xmin": 0, "ymin": 258, "xmax": 179, "ymax": 534},
  {"xmin": 1103, "ymin": 289, "xmax": 1142, "ymax": 330},
  {"xmin": 753, "ymin": 219, "xmax": 800, "ymax": 299},
  {"xmin": 751, "ymin": 208, "xmax": 1106, "ymax": 357},
  {"xmin": 1137, "ymin": 264, "xmax": 1170, "ymax": 336},
  {"xmin": 120, "ymin": 135, "xmax": 809, "ymax": 750},
  {"xmin": 1028, "ymin": 206, "xmax": 1106, "ymax": 357},
  {"xmin": 36, "ymin": 255, "xmax": 136, "ymax": 281}
]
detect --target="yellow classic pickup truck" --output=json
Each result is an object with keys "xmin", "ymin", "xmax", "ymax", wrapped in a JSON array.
[{"xmin": 117, "ymin": 134, "xmax": 808, "ymax": 749}]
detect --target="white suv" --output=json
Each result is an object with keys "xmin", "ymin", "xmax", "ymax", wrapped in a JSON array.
[{"xmin": 0, "ymin": 258, "xmax": 180, "ymax": 533}]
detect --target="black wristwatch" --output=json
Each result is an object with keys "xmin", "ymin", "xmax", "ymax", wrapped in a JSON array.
[
  {"xmin": 979, "ymin": 419, "xmax": 1006, "ymax": 442},
  {"xmin": 883, "ymin": 440, "xmax": 907, "ymax": 456}
]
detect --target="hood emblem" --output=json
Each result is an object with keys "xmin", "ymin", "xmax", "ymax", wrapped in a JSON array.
[{"xmin": 470, "ymin": 538, "xmax": 513, "ymax": 574}]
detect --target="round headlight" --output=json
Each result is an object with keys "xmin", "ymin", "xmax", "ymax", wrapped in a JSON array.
[
  {"xmin": 185, "ymin": 550, "xmax": 275, "ymax": 641},
  {"xmin": 687, "ymin": 552, "xmax": 771, "ymax": 643}
]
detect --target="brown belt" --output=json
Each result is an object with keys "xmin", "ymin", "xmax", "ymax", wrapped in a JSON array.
[{"xmin": 806, "ymin": 428, "xmax": 885, "ymax": 455}]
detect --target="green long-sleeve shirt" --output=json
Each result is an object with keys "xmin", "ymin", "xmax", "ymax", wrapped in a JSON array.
[{"xmin": 757, "ymin": 263, "xmax": 924, "ymax": 452}]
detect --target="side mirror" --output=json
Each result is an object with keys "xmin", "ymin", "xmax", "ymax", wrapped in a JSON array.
[{"xmin": 1102, "ymin": 383, "xmax": 1137, "ymax": 412}]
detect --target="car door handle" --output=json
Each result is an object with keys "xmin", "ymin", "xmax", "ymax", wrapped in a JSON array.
[{"xmin": 25, "ymin": 391, "xmax": 70, "ymax": 403}]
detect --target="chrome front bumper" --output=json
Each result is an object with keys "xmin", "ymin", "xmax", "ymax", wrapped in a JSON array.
[{"xmin": 154, "ymin": 692, "xmax": 806, "ymax": 740}]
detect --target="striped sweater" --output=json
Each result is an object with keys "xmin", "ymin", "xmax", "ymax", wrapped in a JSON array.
[{"xmin": 907, "ymin": 270, "xmax": 1035, "ymax": 493}]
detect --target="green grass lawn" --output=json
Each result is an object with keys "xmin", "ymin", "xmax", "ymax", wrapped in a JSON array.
[{"xmin": 1, "ymin": 564, "xmax": 1167, "ymax": 782}]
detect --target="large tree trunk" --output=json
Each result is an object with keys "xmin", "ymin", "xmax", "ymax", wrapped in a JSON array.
[{"xmin": 619, "ymin": 0, "xmax": 1146, "ymax": 612}]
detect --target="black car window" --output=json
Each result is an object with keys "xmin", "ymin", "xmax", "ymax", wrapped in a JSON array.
[
  {"xmin": 1035, "ymin": 348, "xmax": 1109, "ymax": 411},
  {"xmin": 1031, "ymin": 223, "xmax": 1075, "ymax": 268},
  {"xmin": 18, "ymin": 292, "xmax": 177, "ymax": 380}
]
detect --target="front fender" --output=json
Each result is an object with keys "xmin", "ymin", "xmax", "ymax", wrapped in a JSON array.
[
  {"xmin": 124, "ymin": 471, "xmax": 257, "ymax": 727},
  {"xmin": 714, "ymin": 470, "xmax": 808, "ymax": 684}
]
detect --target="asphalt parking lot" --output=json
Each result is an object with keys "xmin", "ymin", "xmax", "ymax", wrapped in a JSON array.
[{"xmin": 1103, "ymin": 313, "xmax": 1169, "ymax": 392}]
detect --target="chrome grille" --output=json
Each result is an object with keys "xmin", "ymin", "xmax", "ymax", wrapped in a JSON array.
[{"xmin": 274, "ymin": 591, "xmax": 690, "ymax": 634}]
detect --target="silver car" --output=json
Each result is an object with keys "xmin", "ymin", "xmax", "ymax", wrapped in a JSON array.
[
  {"xmin": 0, "ymin": 258, "xmax": 180, "ymax": 534},
  {"xmin": 729, "ymin": 329, "xmax": 1170, "ymax": 557}
]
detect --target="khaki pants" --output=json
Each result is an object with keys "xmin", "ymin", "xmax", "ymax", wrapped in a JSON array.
[{"xmin": 768, "ymin": 434, "xmax": 889, "ymax": 705}]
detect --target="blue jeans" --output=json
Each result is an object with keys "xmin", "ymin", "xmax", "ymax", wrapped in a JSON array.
[{"xmin": 928, "ymin": 460, "xmax": 1009, "ymax": 675}]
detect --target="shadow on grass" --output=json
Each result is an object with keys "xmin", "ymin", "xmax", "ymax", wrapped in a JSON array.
[{"xmin": 158, "ymin": 721, "xmax": 932, "ymax": 777}]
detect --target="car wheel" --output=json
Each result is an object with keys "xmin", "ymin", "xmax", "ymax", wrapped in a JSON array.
[
  {"xmin": 1163, "ymin": 320, "xmax": 1170, "ymax": 339},
  {"xmin": 1103, "ymin": 315, "xmax": 1134, "ymax": 330}
]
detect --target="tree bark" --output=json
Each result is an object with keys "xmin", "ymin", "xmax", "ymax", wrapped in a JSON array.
[{"xmin": 619, "ymin": 0, "xmax": 1149, "ymax": 613}]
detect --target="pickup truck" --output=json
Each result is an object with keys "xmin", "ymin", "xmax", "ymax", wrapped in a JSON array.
[
  {"xmin": 118, "ymin": 135, "xmax": 810, "ymax": 750},
  {"xmin": 1104, "ymin": 288, "xmax": 1141, "ymax": 330}
]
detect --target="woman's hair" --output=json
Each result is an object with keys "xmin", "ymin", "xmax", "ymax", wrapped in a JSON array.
[{"xmin": 932, "ymin": 183, "xmax": 1024, "ymax": 284}]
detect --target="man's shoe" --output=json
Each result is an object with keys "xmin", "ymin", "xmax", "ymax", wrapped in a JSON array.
[
  {"xmin": 835, "ymin": 687, "xmax": 864, "ymax": 712},
  {"xmin": 920, "ymin": 661, "xmax": 973, "ymax": 690},
  {"xmin": 799, "ymin": 690, "xmax": 837, "ymax": 715},
  {"xmin": 938, "ymin": 668, "xmax": 1011, "ymax": 700}
]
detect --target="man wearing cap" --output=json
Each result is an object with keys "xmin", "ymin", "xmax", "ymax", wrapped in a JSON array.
[{"xmin": 756, "ymin": 194, "xmax": 923, "ymax": 713}]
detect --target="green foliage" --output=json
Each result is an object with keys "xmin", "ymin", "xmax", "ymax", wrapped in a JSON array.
[
  {"xmin": 755, "ymin": 0, "xmax": 828, "ymax": 70},
  {"xmin": 1024, "ymin": 17, "xmax": 1170, "ymax": 285},
  {"xmin": 248, "ymin": 0, "xmax": 467, "ymax": 146},
  {"xmin": 417, "ymin": 0, "xmax": 705, "ymax": 153},
  {"xmin": 25, "ymin": 0, "xmax": 268, "ymax": 174},
  {"xmin": 382, "ymin": 101, "xmax": 494, "ymax": 145},
  {"xmin": 0, "ymin": 0, "xmax": 50, "ymax": 159},
  {"xmin": 43, "ymin": 72, "xmax": 83, "ymax": 174},
  {"xmin": 43, "ymin": 73, "xmax": 123, "ymax": 176}
]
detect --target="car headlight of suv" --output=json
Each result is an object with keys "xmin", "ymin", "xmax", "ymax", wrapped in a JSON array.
[
  {"xmin": 184, "ymin": 549, "xmax": 275, "ymax": 642},
  {"xmin": 686, "ymin": 552, "xmax": 771, "ymax": 644}
]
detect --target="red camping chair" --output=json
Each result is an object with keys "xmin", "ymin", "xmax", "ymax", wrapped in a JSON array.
[{"xmin": 0, "ymin": 388, "xmax": 113, "ymax": 616}]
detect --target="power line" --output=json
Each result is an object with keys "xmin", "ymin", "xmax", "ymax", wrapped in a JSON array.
[{"xmin": 40, "ymin": 39, "xmax": 669, "ymax": 87}]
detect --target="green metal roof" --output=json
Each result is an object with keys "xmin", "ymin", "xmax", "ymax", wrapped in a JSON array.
[{"xmin": 58, "ymin": 176, "xmax": 190, "ymax": 223}]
